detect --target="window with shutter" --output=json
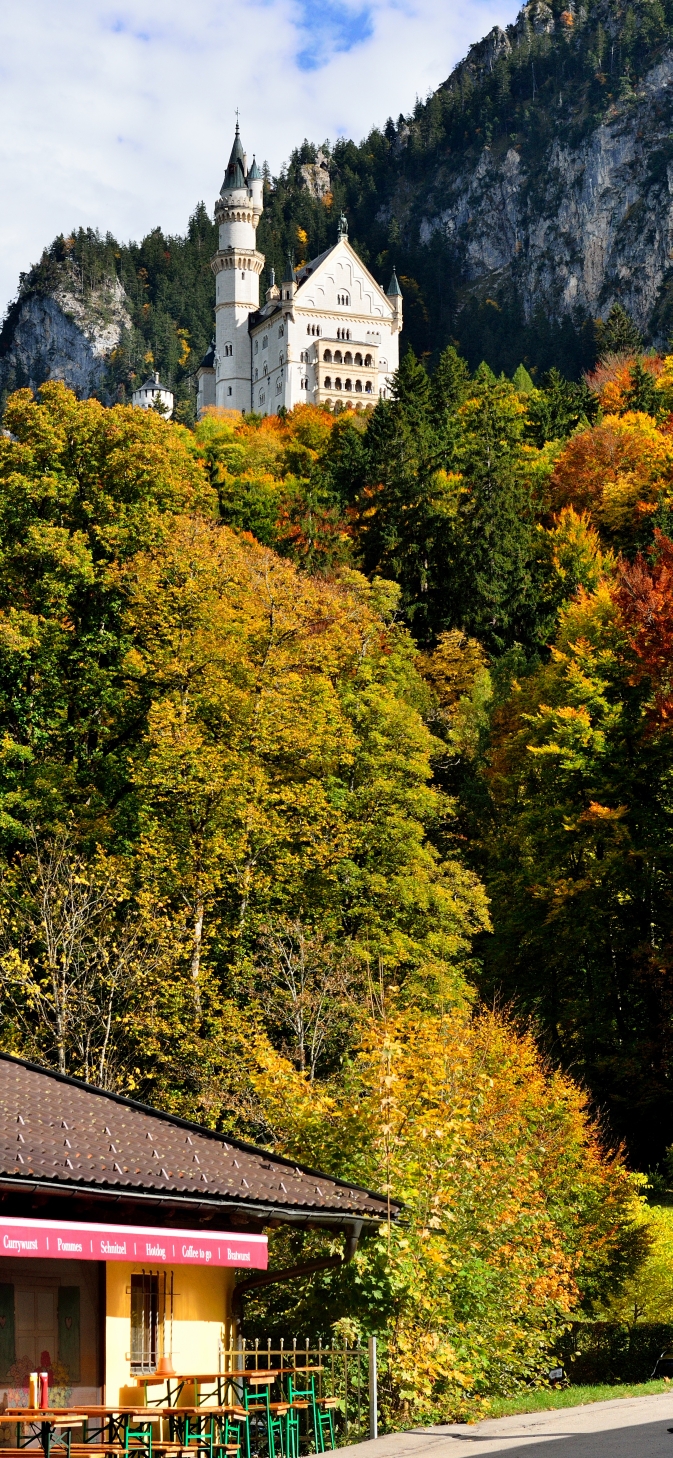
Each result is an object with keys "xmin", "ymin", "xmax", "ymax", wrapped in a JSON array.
[
  {"xmin": 57, "ymin": 1287, "xmax": 80, "ymax": 1383},
  {"xmin": 0, "ymin": 1284, "xmax": 15, "ymax": 1380}
]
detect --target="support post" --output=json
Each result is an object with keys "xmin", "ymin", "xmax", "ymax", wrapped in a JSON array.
[{"xmin": 368, "ymin": 1335, "xmax": 377, "ymax": 1441}]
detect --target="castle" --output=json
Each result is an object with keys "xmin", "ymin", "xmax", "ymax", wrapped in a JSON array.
[{"xmin": 197, "ymin": 124, "xmax": 402, "ymax": 417}]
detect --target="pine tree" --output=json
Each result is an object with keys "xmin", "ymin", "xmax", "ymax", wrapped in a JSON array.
[{"xmin": 597, "ymin": 303, "xmax": 643, "ymax": 359}]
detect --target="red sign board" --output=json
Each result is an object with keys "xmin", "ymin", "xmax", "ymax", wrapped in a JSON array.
[{"xmin": 0, "ymin": 1216, "xmax": 267, "ymax": 1269}]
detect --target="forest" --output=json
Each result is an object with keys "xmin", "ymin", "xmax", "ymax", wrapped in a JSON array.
[{"xmin": 4, "ymin": 308, "xmax": 673, "ymax": 1416}]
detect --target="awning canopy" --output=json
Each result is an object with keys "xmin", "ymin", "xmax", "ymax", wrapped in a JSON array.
[{"xmin": 0, "ymin": 1216, "xmax": 267, "ymax": 1269}]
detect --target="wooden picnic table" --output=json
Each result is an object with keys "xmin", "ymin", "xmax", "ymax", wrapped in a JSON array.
[
  {"xmin": 136, "ymin": 1374, "xmax": 287, "ymax": 1408},
  {"xmin": 0, "ymin": 1411, "xmax": 87, "ymax": 1458}
]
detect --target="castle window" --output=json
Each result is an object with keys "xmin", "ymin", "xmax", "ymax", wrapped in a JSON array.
[
  {"xmin": 262, "ymin": 335, "xmax": 268, "ymax": 349},
  {"xmin": 365, "ymin": 381, "xmax": 372, "ymax": 393},
  {"xmin": 324, "ymin": 376, "xmax": 332, "ymax": 389},
  {"xmin": 301, "ymin": 377, "xmax": 308, "ymax": 389},
  {"xmin": 241, "ymin": 272, "xmax": 245, "ymax": 280},
  {"xmin": 254, "ymin": 341, "xmax": 259, "ymax": 355},
  {"xmin": 307, "ymin": 325, "xmax": 311, "ymax": 335},
  {"xmin": 335, "ymin": 377, "xmax": 342, "ymax": 390},
  {"xmin": 276, "ymin": 378, "xmax": 282, "ymax": 393},
  {"xmin": 264, "ymin": 364, "xmax": 268, "ymax": 376},
  {"xmin": 355, "ymin": 353, "xmax": 363, "ymax": 366},
  {"xmin": 279, "ymin": 325, "xmax": 284, "ymax": 337},
  {"xmin": 344, "ymin": 352, "xmax": 352, "ymax": 365},
  {"xmin": 344, "ymin": 379, "xmax": 352, "ymax": 392},
  {"xmin": 323, "ymin": 349, "xmax": 332, "ymax": 363},
  {"xmin": 364, "ymin": 353, "xmax": 372, "ymax": 366},
  {"xmin": 254, "ymin": 369, "xmax": 258, "ymax": 380},
  {"xmin": 334, "ymin": 350, "xmax": 342, "ymax": 364},
  {"xmin": 380, "ymin": 359, "xmax": 387, "ymax": 368},
  {"xmin": 346, "ymin": 330, "xmax": 351, "ymax": 341},
  {"xmin": 280, "ymin": 353, "xmax": 285, "ymax": 365},
  {"xmin": 355, "ymin": 380, "xmax": 362, "ymax": 392},
  {"xmin": 337, "ymin": 292, "xmax": 350, "ymax": 306},
  {"xmin": 227, "ymin": 386, "xmax": 233, "ymax": 396},
  {"xmin": 317, "ymin": 326, "xmax": 321, "ymax": 336}
]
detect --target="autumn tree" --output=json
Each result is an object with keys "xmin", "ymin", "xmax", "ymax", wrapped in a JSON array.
[{"xmin": 245, "ymin": 1004, "xmax": 646, "ymax": 1419}]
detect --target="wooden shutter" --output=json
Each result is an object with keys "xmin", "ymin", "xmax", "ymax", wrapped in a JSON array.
[
  {"xmin": 57, "ymin": 1287, "xmax": 80, "ymax": 1383},
  {"xmin": 0, "ymin": 1285, "xmax": 14, "ymax": 1380}
]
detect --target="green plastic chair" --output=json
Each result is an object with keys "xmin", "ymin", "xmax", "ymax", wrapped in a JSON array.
[
  {"xmin": 243, "ymin": 1378, "xmax": 285, "ymax": 1458},
  {"xmin": 286, "ymin": 1373, "xmax": 336, "ymax": 1454}
]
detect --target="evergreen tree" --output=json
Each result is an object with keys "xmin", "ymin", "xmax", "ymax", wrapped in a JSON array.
[{"xmin": 597, "ymin": 303, "xmax": 643, "ymax": 359}]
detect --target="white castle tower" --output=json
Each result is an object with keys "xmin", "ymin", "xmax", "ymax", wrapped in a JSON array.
[{"xmin": 212, "ymin": 122, "xmax": 264, "ymax": 410}]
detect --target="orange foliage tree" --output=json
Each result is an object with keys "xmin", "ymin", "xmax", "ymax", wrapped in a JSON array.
[{"xmin": 549, "ymin": 411, "xmax": 673, "ymax": 542}]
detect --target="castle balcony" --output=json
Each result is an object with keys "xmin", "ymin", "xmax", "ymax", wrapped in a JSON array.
[{"xmin": 307, "ymin": 339, "xmax": 380, "ymax": 409}]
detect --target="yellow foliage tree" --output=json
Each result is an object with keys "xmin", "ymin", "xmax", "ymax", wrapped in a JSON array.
[{"xmin": 249, "ymin": 1004, "xmax": 644, "ymax": 1421}]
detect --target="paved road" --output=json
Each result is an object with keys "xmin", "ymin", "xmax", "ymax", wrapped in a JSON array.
[{"xmin": 336, "ymin": 1392, "xmax": 673, "ymax": 1458}]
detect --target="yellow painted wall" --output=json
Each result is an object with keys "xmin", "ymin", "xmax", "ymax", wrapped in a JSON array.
[{"xmin": 105, "ymin": 1264, "xmax": 236, "ymax": 1404}]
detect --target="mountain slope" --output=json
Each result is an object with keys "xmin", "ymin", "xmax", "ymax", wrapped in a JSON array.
[
  {"xmin": 4, "ymin": 0, "xmax": 673, "ymax": 405},
  {"xmin": 263, "ymin": 0, "xmax": 673, "ymax": 373}
]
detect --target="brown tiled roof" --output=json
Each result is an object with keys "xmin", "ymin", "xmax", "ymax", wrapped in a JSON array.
[{"xmin": 0, "ymin": 1054, "xmax": 394, "ymax": 1225}]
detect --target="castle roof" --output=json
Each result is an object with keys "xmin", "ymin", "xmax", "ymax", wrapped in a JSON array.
[
  {"xmin": 136, "ymin": 372, "xmax": 171, "ymax": 394},
  {"xmin": 221, "ymin": 124, "xmax": 248, "ymax": 194},
  {"xmin": 387, "ymin": 267, "xmax": 402, "ymax": 297},
  {"xmin": 248, "ymin": 156, "xmax": 261, "ymax": 181},
  {"xmin": 294, "ymin": 247, "xmax": 331, "ymax": 284}
]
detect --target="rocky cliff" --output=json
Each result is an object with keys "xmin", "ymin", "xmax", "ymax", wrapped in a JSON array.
[
  {"xmin": 414, "ymin": 12, "xmax": 673, "ymax": 344},
  {"xmin": 0, "ymin": 211, "xmax": 218, "ymax": 417},
  {"xmin": 0, "ymin": 264, "xmax": 131, "ymax": 403}
]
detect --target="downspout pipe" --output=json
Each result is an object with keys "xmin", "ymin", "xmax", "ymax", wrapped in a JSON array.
[{"xmin": 232, "ymin": 1220, "xmax": 363, "ymax": 1326}]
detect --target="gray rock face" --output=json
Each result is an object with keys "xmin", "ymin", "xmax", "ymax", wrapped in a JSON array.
[
  {"xmin": 0, "ymin": 271, "xmax": 131, "ymax": 402},
  {"xmin": 414, "ymin": 43, "xmax": 673, "ymax": 341}
]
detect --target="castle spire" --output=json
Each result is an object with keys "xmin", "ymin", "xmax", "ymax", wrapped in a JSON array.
[{"xmin": 221, "ymin": 119, "xmax": 247, "ymax": 193}]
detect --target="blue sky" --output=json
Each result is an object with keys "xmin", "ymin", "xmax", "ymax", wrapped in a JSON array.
[{"xmin": 0, "ymin": 0, "xmax": 522, "ymax": 316}]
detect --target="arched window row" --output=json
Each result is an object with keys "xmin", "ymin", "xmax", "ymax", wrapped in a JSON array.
[
  {"xmin": 323, "ymin": 377, "xmax": 373, "ymax": 394},
  {"xmin": 306, "ymin": 324, "xmax": 321, "ymax": 336},
  {"xmin": 323, "ymin": 350, "xmax": 373, "ymax": 367},
  {"xmin": 218, "ymin": 208, "xmax": 253, "ymax": 225},
  {"xmin": 337, "ymin": 293, "xmax": 350, "ymax": 306},
  {"xmin": 336, "ymin": 328, "xmax": 350, "ymax": 341},
  {"xmin": 222, "ymin": 343, "xmax": 233, "ymax": 357}
]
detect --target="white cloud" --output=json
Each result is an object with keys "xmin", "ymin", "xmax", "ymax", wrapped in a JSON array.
[{"xmin": 0, "ymin": 0, "xmax": 522, "ymax": 317}]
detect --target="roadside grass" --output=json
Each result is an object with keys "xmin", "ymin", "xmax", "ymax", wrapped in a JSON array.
[{"xmin": 474, "ymin": 1378, "xmax": 671, "ymax": 1420}]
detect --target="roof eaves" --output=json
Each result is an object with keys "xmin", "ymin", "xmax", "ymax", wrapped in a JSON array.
[
  {"xmin": 0, "ymin": 1052, "xmax": 397, "ymax": 1212},
  {"xmin": 0, "ymin": 1173, "xmax": 398, "ymax": 1224}
]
